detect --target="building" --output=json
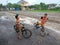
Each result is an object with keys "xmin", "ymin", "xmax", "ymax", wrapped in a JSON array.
[
  {"xmin": 48, "ymin": 4, "xmax": 57, "ymax": 9},
  {"xmin": 55, "ymin": 4, "xmax": 60, "ymax": 7},
  {"xmin": 17, "ymin": 0, "xmax": 29, "ymax": 10}
]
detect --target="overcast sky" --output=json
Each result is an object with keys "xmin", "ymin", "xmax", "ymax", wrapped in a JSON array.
[{"xmin": 0, "ymin": 0, "xmax": 60, "ymax": 5}]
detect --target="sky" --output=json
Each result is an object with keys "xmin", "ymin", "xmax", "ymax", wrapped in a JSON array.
[{"xmin": 0, "ymin": 0, "xmax": 60, "ymax": 5}]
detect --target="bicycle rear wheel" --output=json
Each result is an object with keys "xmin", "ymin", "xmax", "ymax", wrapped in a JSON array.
[{"xmin": 22, "ymin": 29, "xmax": 32, "ymax": 39}]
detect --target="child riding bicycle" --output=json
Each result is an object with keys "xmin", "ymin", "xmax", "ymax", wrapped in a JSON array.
[
  {"xmin": 15, "ymin": 14, "xmax": 23, "ymax": 39},
  {"xmin": 36, "ymin": 13, "xmax": 48, "ymax": 32},
  {"xmin": 40, "ymin": 13, "xmax": 48, "ymax": 32}
]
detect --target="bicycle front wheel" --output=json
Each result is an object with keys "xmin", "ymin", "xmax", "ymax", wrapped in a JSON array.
[{"xmin": 22, "ymin": 29, "xmax": 32, "ymax": 39}]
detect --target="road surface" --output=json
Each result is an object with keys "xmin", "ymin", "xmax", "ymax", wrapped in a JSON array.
[{"xmin": 0, "ymin": 11, "xmax": 60, "ymax": 45}]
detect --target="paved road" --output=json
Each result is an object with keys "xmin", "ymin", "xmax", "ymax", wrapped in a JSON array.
[{"xmin": 0, "ymin": 12, "xmax": 60, "ymax": 45}]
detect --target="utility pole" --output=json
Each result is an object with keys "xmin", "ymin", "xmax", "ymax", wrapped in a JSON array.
[{"xmin": 6, "ymin": 0, "xmax": 8, "ymax": 10}]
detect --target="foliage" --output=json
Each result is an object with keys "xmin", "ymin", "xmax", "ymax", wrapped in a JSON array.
[{"xmin": 29, "ymin": 2, "xmax": 49, "ymax": 10}]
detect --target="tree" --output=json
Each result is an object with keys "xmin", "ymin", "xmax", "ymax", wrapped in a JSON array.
[
  {"xmin": 40, "ymin": 2, "xmax": 46, "ymax": 10},
  {"xmin": 12, "ymin": 4, "xmax": 21, "ymax": 10},
  {"xmin": 6, "ymin": 3, "xmax": 21, "ymax": 10},
  {"xmin": 6, "ymin": 3, "xmax": 12, "ymax": 10},
  {"xmin": 39, "ymin": 2, "xmax": 48, "ymax": 10},
  {"xmin": 12, "ymin": 4, "xmax": 21, "ymax": 8},
  {"xmin": 29, "ymin": 4, "xmax": 40, "ymax": 10},
  {"xmin": 29, "ymin": 2, "xmax": 49, "ymax": 10},
  {"xmin": 0, "ymin": 4, "xmax": 3, "ymax": 10}
]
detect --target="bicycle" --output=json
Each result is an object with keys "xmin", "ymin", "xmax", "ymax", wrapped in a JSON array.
[
  {"xmin": 14, "ymin": 23, "xmax": 32, "ymax": 39},
  {"xmin": 34, "ymin": 22, "xmax": 49, "ymax": 37}
]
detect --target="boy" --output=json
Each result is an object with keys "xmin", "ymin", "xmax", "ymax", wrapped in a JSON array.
[
  {"xmin": 40, "ymin": 13, "xmax": 48, "ymax": 32},
  {"xmin": 15, "ymin": 14, "xmax": 22, "ymax": 39}
]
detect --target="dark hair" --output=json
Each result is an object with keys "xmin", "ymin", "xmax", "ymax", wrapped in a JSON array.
[
  {"xmin": 44, "ymin": 13, "xmax": 47, "ymax": 16},
  {"xmin": 41, "ymin": 16, "xmax": 43, "ymax": 19},
  {"xmin": 15, "ymin": 14, "xmax": 19, "ymax": 19}
]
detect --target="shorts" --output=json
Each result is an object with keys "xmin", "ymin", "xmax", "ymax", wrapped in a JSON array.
[
  {"xmin": 15, "ymin": 27, "xmax": 22, "ymax": 33},
  {"xmin": 16, "ymin": 29, "xmax": 20, "ymax": 33}
]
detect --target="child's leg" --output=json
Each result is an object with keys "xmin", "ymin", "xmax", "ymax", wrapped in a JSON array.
[
  {"xmin": 41, "ymin": 26, "xmax": 45, "ymax": 32},
  {"xmin": 17, "ymin": 25, "xmax": 23, "ymax": 39},
  {"xmin": 17, "ymin": 32, "xmax": 21, "ymax": 39},
  {"xmin": 41, "ymin": 24, "xmax": 45, "ymax": 32}
]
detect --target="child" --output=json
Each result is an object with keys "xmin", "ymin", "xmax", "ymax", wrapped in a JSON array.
[
  {"xmin": 15, "ymin": 14, "xmax": 21, "ymax": 39},
  {"xmin": 40, "ymin": 13, "xmax": 48, "ymax": 32}
]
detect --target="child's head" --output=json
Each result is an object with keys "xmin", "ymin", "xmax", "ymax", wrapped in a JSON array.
[
  {"xmin": 44, "ymin": 13, "xmax": 48, "ymax": 16},
  {"xmin": 15, "ymin": 14, "xmax": 19, "ymax": 19}
]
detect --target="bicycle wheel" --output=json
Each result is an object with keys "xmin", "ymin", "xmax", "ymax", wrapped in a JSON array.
[
  {"xmin": 22, "ymin": 29, "xmax": 32, "ymax": 39},
  {"xmin": 40, "ymin": 27, "xmax": 46, "ymax": 37}
]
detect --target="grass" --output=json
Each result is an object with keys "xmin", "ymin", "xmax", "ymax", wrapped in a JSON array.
[{"xmin": 29, "ymin": 10, "xmax": 60, "ymax": 12}]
